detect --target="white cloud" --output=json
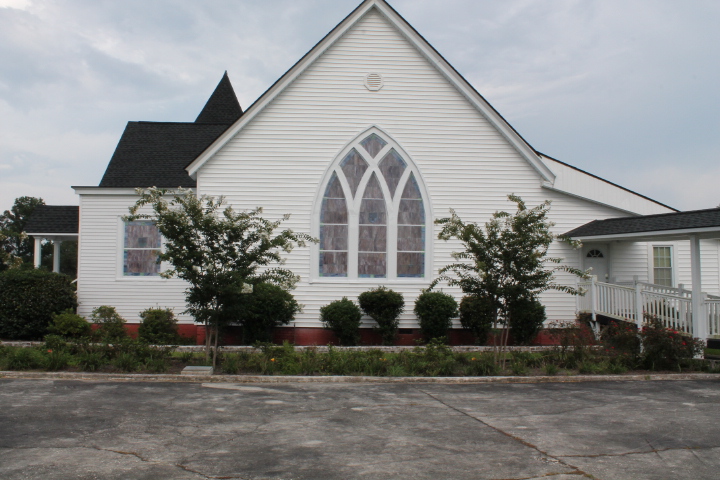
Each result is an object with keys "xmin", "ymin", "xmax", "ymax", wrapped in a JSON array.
[
  {"xmin": 0, "ymin": 0, "xmax": 32, "ymax": 10},
  {"xmin": 0, "ymin": 0, "xmax": 717, "ymax": 214}
]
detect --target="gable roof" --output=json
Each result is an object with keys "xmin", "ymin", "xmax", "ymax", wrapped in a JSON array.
[
  {"xmin": 24, "ymin": 205, "xmax": 79, "ymax": 235},
  {"xmin": 565, "ymin": 207, "xmax": 720, "ymax": 240},
  {"xmin": 98, "ymin": 122, "xmax": 230, "ymax": 188},
  {"xmin": 195, "ymin": 71, "xmax": 243, "ymax": 124},
  {"xmin": 97, "ymin": 74, "xmax": 243, "ymax": 188},
  {"xmin": 185, "ymin": 0, "xmax": 556, "ymax": 182}
]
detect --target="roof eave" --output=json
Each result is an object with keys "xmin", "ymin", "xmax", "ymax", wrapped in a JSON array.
[{"xmin": 568, "ymin": 226, "xmax": 720, "ymax": 242}]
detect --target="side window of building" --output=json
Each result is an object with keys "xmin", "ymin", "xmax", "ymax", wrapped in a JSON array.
[
  {"xmin": 652, "ymin": 245, "xmax": 673, "ymax": 287},
  {"xmin": 123, "ymin": 220, "xmax": 161, "ymax": 276}
]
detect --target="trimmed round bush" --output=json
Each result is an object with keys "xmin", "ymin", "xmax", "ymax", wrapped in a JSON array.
[
  {"xmin": 508, "ymin": 296, "xmax": 546, "ymax": 345},
  {"xmin": 90, "ymin": 306, "xmax": 128, "ymax": 343},
  {"xmin": 414, "ymin": 291, "xmax": 458, "ymax": 341},
  {"xmin": 459, "ymin": 295, "xmax": 496, "ymax": 345},
  {"xmin": 238, "ymin": 283, "xmax": 300, "ymax": 344},
  {"xmin": 48, "ymin": 310, "xmax": 91, "ymax": 339},
  {"xmin": 0, "ymin": 269, "xmax": 77, "ymax": 340},
  {"xmin": 358, "ymin": 286, "xmax": 404, "ymax": 346},
  {"xmin": 138, "ymin": 308, "xmax": 181, "ymax": 345},
  {"xmin": 321, "ymin": 298, "xmax": 362, "ymax": 346}
]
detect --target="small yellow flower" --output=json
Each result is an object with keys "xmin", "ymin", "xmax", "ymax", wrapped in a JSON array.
[
  {"xmin": 270, "ymin": 358, "xmax": 275, "ymax": 362},
  {"xmin": 471, "ymin": 357, "xmax": 476, "ymax": 361}
]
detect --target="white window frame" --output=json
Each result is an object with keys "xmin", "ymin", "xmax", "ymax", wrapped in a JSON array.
[
  {"xmin": 311, "ymin": 126, "xmax": 432, "ymax": 283},
  {"xmin": 116, "ymin": 217, "xmax": 165, "ymax": 280},
  {"xmin": 648, "ymin": 243, "xmax": 676, "ymax": 287}
]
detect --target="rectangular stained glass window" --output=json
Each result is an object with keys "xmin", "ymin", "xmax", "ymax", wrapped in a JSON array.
[{"xmin": 123, "ymin": 221, "xmax": 161, "ymax": 276}]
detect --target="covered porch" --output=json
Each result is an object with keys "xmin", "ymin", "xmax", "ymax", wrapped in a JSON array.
[
  {"xmin": 24, "ymin": 205, "xmax": 79, "ymax": 273},
  {"xmin": 565, "ymin": 207, "xmax": 720, "ymax": 342}
]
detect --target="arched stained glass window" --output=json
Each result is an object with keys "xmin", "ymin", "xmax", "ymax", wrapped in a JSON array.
[
  {"xmin": 317, "ymin": 129, "xmax": 429, "ymax": 280},
  {"xmin": 397, "ymin": 174, "xmax": 425, "ymax": 277},
  {"xmin": 340, "ymin": 149, "xmax": 368, "ymax": 198},
  {"xmin": 319, "ymin": 172, "xmax": 348, "ymax": 277},
  {"xmin": 378, "ymin": 150, "xmax": 406, "ymax": 197},
  {"xmin": 359, "ymin": 173, "xmax": 387, "ymax": 278},
  {"xmin": 359, "ymin": 133, "xmax": 387, "ymax": 158}
]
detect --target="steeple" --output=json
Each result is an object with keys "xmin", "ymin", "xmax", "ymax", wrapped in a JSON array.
[{"xmin": 194, "ymin": 72, "xmax": 243, "ymax": 124}]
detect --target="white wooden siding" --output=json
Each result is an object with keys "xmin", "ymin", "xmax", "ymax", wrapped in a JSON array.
[
  {"xmin": 78, "ymin": 9, "xmax": 716, "ymax": 330},
  {"xmin": 196, "ymin": 10, "xmax": 666, "ymax": 326},
  {"xmin": 77, "ymin": 194, "xmax": 191, "ymax": 323}
]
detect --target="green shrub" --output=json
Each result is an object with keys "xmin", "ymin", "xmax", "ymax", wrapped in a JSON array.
[
  {"xmin": 458, "ymin": 295, "xmax": 496, "ymax": 344},
  {"xmin": 44, "ymin": 350, "xmax": 71, "ymax": 371},
  {"xmin": 78, "ymin": 351, "xmax": 106, "ymax": 371},
  {"xmin": 640, "ymin": 317, "xmax": 704, "ymax": 370},
  {"xmin": 602, "ymin": 320, "xmax": 641, "ymax": 357},
  {"xmin": 320, "ymin": 298, "xmax": 362, "ymax": 346},
  {"xmin": 138, "ymin": 308, "xmax": 181, "ymax": 345},
  {"xmin": 0, "ymin": 269, "xmax": 77, "ymax": 340},
  {"xmin": 238, "ymin": 283, "xmax": 300, "ymax": 344},
  {"xmin": 115, "ymin": 352, "xmax": 141, "ymax": 372},
  {"xmin": 48, "ymin": 310, "xmax": 91, "ymax": 339},
  {"xmin": 4, "ymin": 347, "xmax": 45, "ymax": 370},
  {"xmin": 414, "ymin": 291, "xmax": 458, "ymax": 341},
  {"xmin": 90, "ymin": 306, "xmax": 128, "ymax": 343},
  {"xmin": 44, "ymin": 334, "xmax": 69, "ymax": 352},
  {"xmin": 508, "ymin": 296, "xmax": 546, "ymax": 345},
  {"xmin": 358, "ymin": 287, "xmax": 404, "ymax": 346},
  {"xmin": 221, "ymin": 353, "xmax": 242, "ymax": 374}
]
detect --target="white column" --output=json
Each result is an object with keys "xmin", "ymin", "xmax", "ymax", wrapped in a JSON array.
[
  {"xmin": 53, "ymin": 239, "xmax": 62, "ymax": 273},
  {"xmin": 34, "ymin": 237, "xmax": 42, "ymax": 268},
  {"xmin": 689, "ymin": 235, "xmax": 707, "ymax": 342}
]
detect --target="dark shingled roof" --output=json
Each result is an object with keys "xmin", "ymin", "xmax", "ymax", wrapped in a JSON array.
[
  {"xmin": 99, "ymin": 122, "xmax": 230, "ymax": 188},
  {"xmin": 98, "ymin": 73, "xmax": 243, "ymax": 188},
  {"xmin": 25, "ymin": 205, "xmax": 79, "ymax": 234},
  {"xmin": 565, "ymin": 207, "xmax": 720, "ymax": 238},
  {"xmin": 195, "ymin": 72, "xmax": 243, "ymax": 124}
]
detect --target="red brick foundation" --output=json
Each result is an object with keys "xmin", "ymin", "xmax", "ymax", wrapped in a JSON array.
[{"xmin": 108, "ymin": 324, "xmax": 582, "ymax": 346}]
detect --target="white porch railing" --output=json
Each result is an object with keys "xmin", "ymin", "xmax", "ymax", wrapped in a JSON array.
[
  {"xmin": 708, "ymin": 300, "xmax": 720, "ymax": 337},
  {"xmin": 578, "ymin": 278, "xmax": 705, "ymax": 338}
]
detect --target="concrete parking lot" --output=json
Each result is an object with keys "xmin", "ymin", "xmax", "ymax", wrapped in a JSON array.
[{"xmin": 1, "ymin": 378, "xmax": 719, "ymax": 479}]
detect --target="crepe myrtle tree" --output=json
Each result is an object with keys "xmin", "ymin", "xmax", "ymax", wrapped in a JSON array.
[
  {"xmin": 431, "ymin": 195, "xmax": 586, "ymax": 364},
  {"xmin": 127, "ymin": 188, "xmax": 316, "ymax": 366}
]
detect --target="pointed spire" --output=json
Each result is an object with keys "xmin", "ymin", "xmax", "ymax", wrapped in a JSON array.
[{"xmin": 195, "ymin": 71, "xmax": 243, "ymax": 124}]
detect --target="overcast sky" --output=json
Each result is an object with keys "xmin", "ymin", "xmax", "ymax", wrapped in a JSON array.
[{"xmin": 1, "ymin": 0, "xmax": 718, "ymax": 213}]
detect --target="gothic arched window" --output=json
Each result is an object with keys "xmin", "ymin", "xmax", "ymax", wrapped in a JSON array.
[{"xmin": 317, "ymin": 129, "xmax": 429, "ymax": 279}]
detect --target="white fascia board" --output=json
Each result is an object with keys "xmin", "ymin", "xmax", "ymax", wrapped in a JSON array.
[
  {"xmin": 72, "ymin": 187, "xmax": 196, "ymax": 196},
  {"xmin": 186, "ymin": 0, "xmax": 555, "ymax": 184},
  {"xmin": 25, "ymin": 233, "xmax": 78, "ymax": 238},
  {"xmin": 541, "ymin": 182, "xmax": 641, "ymax": 216},
  {"xmin": 571, "ymin": 226, "xmax": 720, "ymax": 243}
]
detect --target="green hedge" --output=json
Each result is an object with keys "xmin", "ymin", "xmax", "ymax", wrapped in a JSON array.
[
  {"xmin": 0, "ymin": 269, "xmax": 77, "ymax": 340},
  {"xmin": 321, "ymin": 298, "xmax": 362, "ymax": 346},
  {"xmin": 414, "ymin": 291, "xmax": 458, "ymax": 341}
]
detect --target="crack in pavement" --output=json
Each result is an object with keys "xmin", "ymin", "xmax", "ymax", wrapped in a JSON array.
[
  {"xmin": 0, "ymin": 445, "xmax": 246, "ymax": 480},
  {"xmin": 414, "ymin": 387, "xmax": 596, "ymax": 480},
  {"xmin": 557, "ymin": 444, "xmax": 720, "ymax": 459}
]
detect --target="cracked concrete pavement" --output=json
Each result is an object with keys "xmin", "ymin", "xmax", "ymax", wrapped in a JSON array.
[{"xmin": 1, "ymin": 379, "xmax": 719, "ymax": 479}]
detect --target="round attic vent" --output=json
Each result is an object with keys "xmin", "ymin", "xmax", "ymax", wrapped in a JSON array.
[{"xmin": 364, "ymin": 73, "xmax": 384, "ymax": 91}]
